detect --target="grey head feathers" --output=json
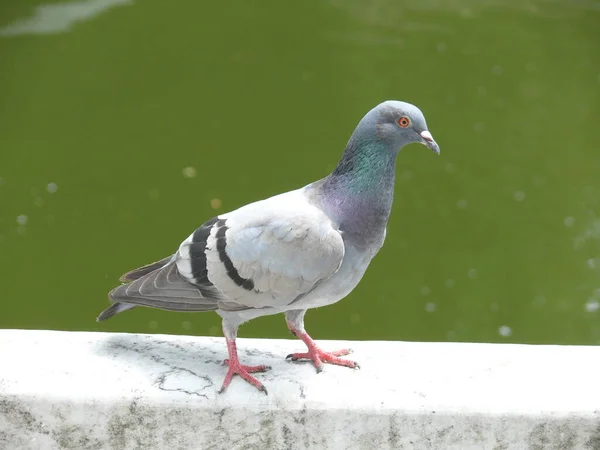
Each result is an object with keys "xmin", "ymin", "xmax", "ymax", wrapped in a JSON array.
[
  {"xmin": 332, "ymin": 100, "xmax": 439, "ymax": 178},
  {"xmin": 370, "ymin": 100, "xmax": 438, "ymax": 152}
]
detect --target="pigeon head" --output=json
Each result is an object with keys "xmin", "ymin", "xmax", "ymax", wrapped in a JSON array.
[
  {"xmin": 357, "ymin": 100, "xmax": 440, "ymax": 155},
  {"xmin": 326, "ymin": 99, "xmax": 439, "ymax": 202}
]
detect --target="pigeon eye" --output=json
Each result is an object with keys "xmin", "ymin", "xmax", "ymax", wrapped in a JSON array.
[{"xmin": 397, "ymin": 116, "xmax": 411, "ymax": 128}]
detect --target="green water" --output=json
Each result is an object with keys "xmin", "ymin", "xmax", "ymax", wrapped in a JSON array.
[{"xmin": 1, "ymin": 0, "xmax": 599, "ymax": 345}]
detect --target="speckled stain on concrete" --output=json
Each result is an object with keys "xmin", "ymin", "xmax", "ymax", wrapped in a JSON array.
[
  {"xmin": 528, "ymin": 421, "xmax": 577, "ymax": 450},
  {"xmin": 3, "ymin": 396, "xmax": 600, "ymax": 449},
  {"xmin": 0, "ymin": 398, "xmax": 105, "ymax": 450},
  {"xmin": 585, "ymin": 425, "xmax": 600, "ymax": 450},
  {"xmin": 1, "ymin": 398, "xmax": 49, "ymax": 448},
  {"xmin": 2, "ymin": 330, "xmax": 600, "ymax": 449}
]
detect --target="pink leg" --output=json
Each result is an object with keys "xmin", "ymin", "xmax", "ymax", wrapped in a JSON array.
[
  {"xmin": 219, "ymin": 333, "xmax": 270, "ymax": 394},
  {"xmin": 286, "ymin": 321, "xmax": 360, "ymax": 373}
]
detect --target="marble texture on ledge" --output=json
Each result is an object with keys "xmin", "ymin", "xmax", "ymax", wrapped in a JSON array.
[{"xmin": 1, "ymin": 329, "xmax": 599, "ymax": 450}]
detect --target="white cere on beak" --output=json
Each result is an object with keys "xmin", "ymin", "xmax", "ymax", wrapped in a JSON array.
[{"xmin": 420, "ymin": 130, "xmax": 434, "ymax": 142}]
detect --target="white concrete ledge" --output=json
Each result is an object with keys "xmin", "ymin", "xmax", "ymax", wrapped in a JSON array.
[{"xmin": 1, "ymin": 330, "xmax": 599, "ymax": 450}]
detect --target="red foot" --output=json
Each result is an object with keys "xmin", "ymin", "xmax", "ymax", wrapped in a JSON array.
[
  {"xmin": 286, "ymin": 332, "xmax": 360, "ymax": 373},
  {"xmin": 219, "ymin": 359, "xmax": 271, "ymax": 394}
]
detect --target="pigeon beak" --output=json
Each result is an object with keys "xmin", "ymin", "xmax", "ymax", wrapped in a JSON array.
[{"xmin": 420, "ymin": 130, "xmax": 440, "ymax": 155}]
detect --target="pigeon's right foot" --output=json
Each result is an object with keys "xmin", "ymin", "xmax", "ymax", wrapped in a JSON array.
[
  {"xmin": 286, "ymin": 322, "xmax": 360, "ymax": 373},
  {"xmin": 286, "ymin": 346, "xmax": 358, "ymax": 373}
]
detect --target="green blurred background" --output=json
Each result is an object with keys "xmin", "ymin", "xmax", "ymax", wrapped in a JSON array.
[{"xmin": 1, "ymin": 0, "xmax": 599, "ymax": 345}]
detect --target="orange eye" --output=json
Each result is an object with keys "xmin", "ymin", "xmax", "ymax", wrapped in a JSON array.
[{"xmin": 398, "ymin": 116, "xmax": 410, "ymax": 128}]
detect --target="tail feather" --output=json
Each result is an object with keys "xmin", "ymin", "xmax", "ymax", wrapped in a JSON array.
[
  {"xmin": 96, "ymin": 302, "xmax": 136, "ymax": 321},
  {"xmin": 99, "ymin": 260, "xmax": 221, "ymax": 319},
  {"xmin": 98, "ymin": 256, "xmax": 223, "ymax": 322}
]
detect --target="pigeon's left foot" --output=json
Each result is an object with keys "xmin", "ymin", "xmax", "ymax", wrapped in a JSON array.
[
  {"xmin": 286, "ymin": 327, "xmax": 360, "ymax": 373},
  {"xmin": 219, "ymin": 336, "xmax": 270, "ymax": 394},
  {"xmin": 219, "ymin": 359, "xmax": 271, "ymax": 394}
]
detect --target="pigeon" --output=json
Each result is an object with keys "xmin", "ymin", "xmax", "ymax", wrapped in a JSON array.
[{"xmin": 97, "ymin": 100, "xmax": 439, "ymax": 394}]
